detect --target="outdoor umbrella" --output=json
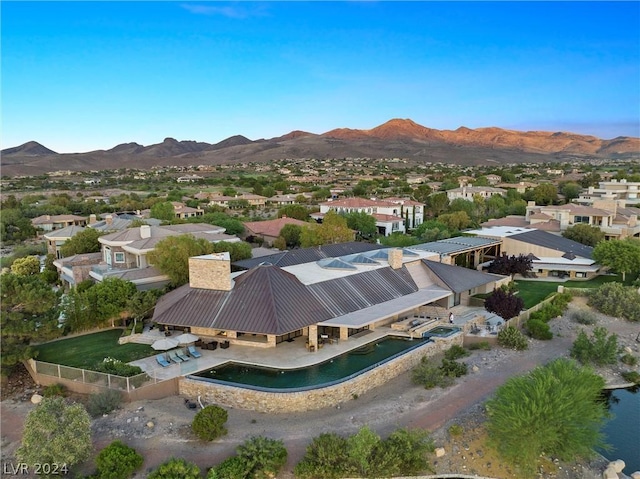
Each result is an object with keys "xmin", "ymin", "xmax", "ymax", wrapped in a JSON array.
[
  {"xmin": 175, "ymin": 333, "xmax": 200, "ymax": 345},
  {"xmin": 151, "ymin": 337, "xmax": 180, "ymax": 351}
]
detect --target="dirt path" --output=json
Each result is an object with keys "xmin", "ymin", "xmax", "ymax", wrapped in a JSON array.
[{"xmin": 2, "ymin": 300, "xmax": 639, "ymax": 478}]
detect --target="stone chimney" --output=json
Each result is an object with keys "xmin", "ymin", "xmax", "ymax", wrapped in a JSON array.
[
  {"xmin": 189, "ymin": 252, "xmax": 231, "ymax": 291},
  {"xmin": 105, "ymin": 214, "xmax": 113, "ymax": 225},
  {"xmin": 388, "ymin": 248, "xmax": 403, "ymax": 270},
  {"xmin": 140, "ymin": 225, "xmax": 151, "ymax": 239},
  {"xmin": 89, "ymin": 214, "xmax": 97, "ymax": 225}
]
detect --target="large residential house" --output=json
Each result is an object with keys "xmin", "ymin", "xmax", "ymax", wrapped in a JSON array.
[
  {"xmin": 171, "ymin": 202, "xmax": 204, "ymax": 219},
  {"xmin": 43, "ymin": 225, "xmax": 86, "ymax": 259},
  {"xmin": 31, "ymin": 214, "xmax": 87, "ymax": 233},
  {"xmin": 576, "ymin": 179, "xmax": 640, "ymax": 206},
  {"xmin": 243, "ymin": 217, "xmax": 309, "ymax": 246},
  {"xmin": 88, "ymin": 213, "xmax": 162, "ymax": 232},
  {"xmin": 209, "ymin": 193, "xmax": 267, "ymax": 208},
  {"xmin": 152, "ymin": 242, "xmax": 509, "ymax": 350},
  {"xmin": 315, "ymin": 197, "xmax": 424, "ymax": 236},
  {"xmin": 467, "ymin": 227, "xmax": 600, "ymax": 280},
  {"xmin": 73, "ymin": 223, "xmax": 242, "ymax": 290},
  {"xmin": 446, "ymin": 185, "xmax": 507, "ymax": 202}
]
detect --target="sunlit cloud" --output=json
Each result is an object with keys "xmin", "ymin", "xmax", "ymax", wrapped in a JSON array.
[{"xmin": 180, "ymin": 3, "xmax": 264, "ymax": 19}]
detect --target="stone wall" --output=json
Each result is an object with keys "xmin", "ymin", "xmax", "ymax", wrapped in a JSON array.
[{"xmin": 179, "ymin": 333, "xmax": 463, "ymax": 413}]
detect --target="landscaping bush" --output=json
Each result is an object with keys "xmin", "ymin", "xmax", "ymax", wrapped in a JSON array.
[
  {"xmin": 572, "ymin": 309, "xmax": 598, "ymax": 325},
  {"xmin": 192, "ymin": 405, "xmax": 228, "ymax": 441},
  {"xmin": 208, "ymin": 456, "xmax": 249, "ymax": 479},
  {"xmin": 620, "ymin": 353, "xmax": 637, "ymax": 366},
  {"xmin": 412, "ymin": 356, "xmax": 467, "ymax": 389},
  {"xmin": 95, "ymin": 440, "xmax": 143, "ymax": 479},
  {"xmin": 236, "ymin": 436, "xmax": 288, "ymax": 479},
  {"xmin": 440, "ymin": 358, "xmax": 468, "ymax": 378},
  {"xmin": 294, "ymin": 432, "xmax": 349, "ymax": 479},
  {"xmin": 94, "ymin": 357, "xmax": 143, "ymax": 377},
  {"xmin": 86, "ymin": 389, "xmax": 122, "ymax": 417},
  {"xmin": 42, "ymin": 383, "xmax": 66, "ymax": 398},
  {"xmin": 526, "ymin": 318, "xmax": 553, "ymax": 340},
  {"xmin": 589, "ymin": 282, "xmax": 640, "ymax": 322},
  {"xmin": 621, "ymin": 371, "xmax": 640, "ymax": 385},
  {"xmin": 444, "ymin": 344, "xmax": 470, "ymax": 360},
  {"xmin": 147, "ymin": 458, "xmax": 200, "ymax": 479},
  {"xmin": 448, "ymin": 424, "xmax": 464, "ymax": 437},
  {"xmin": 497, "ymin": 326, "xmax": 528, "ymax": 350},
  {"xmin": 570, "ymin": 327, "xmax": 620, "ymax": 366}
]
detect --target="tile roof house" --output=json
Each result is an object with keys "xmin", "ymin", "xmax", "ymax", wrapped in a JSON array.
[
  {"xmin": 243, "ymin": 217, "xmax": 310, "ymax": 246},
  {"xmin": 152, "ymin": 244, "xmax": 509, "ymax": 350},
  {"xmin": 31, "ymin": 214, "xmax": 87, "ymax": 232},
  {"xmin": 43, "ymin": 225, "xmax": 86, "ymax": 258},
  {"xmin": 446, "ymin": 185, "xmax": 507, "ymax": 202}
]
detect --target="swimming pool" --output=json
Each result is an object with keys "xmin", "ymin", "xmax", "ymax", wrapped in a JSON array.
[
  {"xmin": 422, "ymin": 326, "xmax": 462, "ymax": 338},
  {"xmin": 190, "ymin": 336, "xmax": 430, "ymax": 391}
]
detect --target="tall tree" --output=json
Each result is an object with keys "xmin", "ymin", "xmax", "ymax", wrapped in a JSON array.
[
  {"xmin": 277, "ymin": 204, "xmax": 310, "ymax": 221},
  {"xmin": 562, "ymin": 224, "xmax": 605, "ymax": 247},
  {"xmin": 300, "ymin": 212, "xmax": 354, "ymax": 247},
  {"xmin": 150, "ymin": 201, "xmax": 176, "ymax": 221},
  {"xmin": 487, "ymin": 253, "xmax": 534, "ymax": 280},
  {"xmin": 280, "ymin": 223, "xmax": 303, "ymax": 248},
  {"xmin": 60, "ymin": 228, "xmax": 103, "ymax": 257},
  {"xmin": 343, "ymin": 211, "xmax": 377, "ymax": 239},
  {"xmin": 147, "ymin": 235, "xmax": 215, "ymax": 286},
  {"xmin": 484, "ymin": 287, "xmax": 524, "ymax": 320},
  {"xmin": 530, "ymin": 183, "xmax": 558, "ymax": 205},
  {"xmin": 593, "ymin": 238, "xmax": 640, "ymax": 281}
]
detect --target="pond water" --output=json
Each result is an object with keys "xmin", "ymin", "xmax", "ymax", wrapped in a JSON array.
[
  {"xmin": 191, "ymin": 336, "xmax": 430, "ymax": 390},
  {"xmin": 599, "ymin": 386, "xmax": 640, "ymax": 474}
]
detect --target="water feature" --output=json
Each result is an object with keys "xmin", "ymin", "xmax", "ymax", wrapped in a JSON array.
[
  {"xmin": 191, "ymin": 336, "xmax": 430, "ymax": 390},
  {"xmin": 599, "ymin": 386, "xmax": 640, "ymax": 474},
  {"xmin": 422, "ymin": 326, "xmax": 461, "ymax": 338}
]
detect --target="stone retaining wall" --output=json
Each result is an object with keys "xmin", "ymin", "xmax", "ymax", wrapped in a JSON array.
[{"xmin": 179, "ymin": 333, "xmax": 463, "ymax": 413}]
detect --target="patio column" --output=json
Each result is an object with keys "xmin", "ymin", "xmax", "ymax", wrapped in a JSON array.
[
  {"xmin": 267, "ymin": 335, "xmax": 276, "ymax": 347},
  {"xmin": 308, "ymin": 325, "xmax": 318, "ymax": 350},
  {"xmin": 340, "ymin": 327, "xmax": 349, "ymax": 341}
]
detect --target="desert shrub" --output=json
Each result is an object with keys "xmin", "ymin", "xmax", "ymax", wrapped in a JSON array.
[
  {"xmin": 374, "ymin": 427, "xmax": 434, "ymax": 476},
  {"xmin": 236, "ymin": 436, "xmax": 287, "ymax": 479},
  {"xmin": 444, "ymin": 344, "xmax": 470, "ymax": 360},
  {"xmin": 572, "ymin": 309, "xmax": 598, "ymax": 325},
  {"xmin": 486, "ymin": 359, "xmax": 608, "ymax": 475},
  {"xmin": 570, "ymin": 327, "xmax": 620, "ymax": 366},
  {"xmin": 589, "ymin": 282, "xmax": 640, "ymax": 322},
  {"xmin": 467, "ymin": 341, "xmax": 491, "ymax": 351},
  {"xmin": 42, "ymin": 383, "xmax": 66, "ymax": 398},
  {"xmin": 526, "ymin": 318, "xmax": 553, "ymax": 340},
  {"xmin": 147, "ymin": 458, "xmax": 200, "ymax": 479},
  {"xmin": 208, "ymin": 456, "xmax": 249, "ymax": 479},
  {"xmin": 192, "ymin": 404, "xmax": 228, "ymax": 441},
  {"xmin": 620, "ymin": 353, "xmax": 637, "ymax": 366},
  {"xmin": 294, "ymin": 432, "xmax": 349, "ymax": 479},
  {"xmin": 95, "ymin": 440, "xmax": 143, "ymax": 479},
  {"xmin": 440, "ymin": 358, "xmax": 468, "ymax": 378},
  {"xmin": 448, "ymin": 424, "xmax": 464, "ymax": 437},
  {"xmin": 621, "ymin": 371, "xmax": 640, "ymax": 384},
  {"xmin": 86, "ymin": 389, "xmax": 122, "ymax": 417},
  {"xmin": 94, "ymin": 358, "xmax": 143, "ymax": 377},
  {"xmin": 497, "ymin": 326, "xmax": 528, "ymax": 350}
]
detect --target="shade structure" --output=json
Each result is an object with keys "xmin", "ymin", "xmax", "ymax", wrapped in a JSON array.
[
  {"xmin": 175, "ymin": 333, "xmax": 200, "ymax": 345},
  {"xmin": 151, "ymin": 337, "xmax": 180, "ymax": 351}
]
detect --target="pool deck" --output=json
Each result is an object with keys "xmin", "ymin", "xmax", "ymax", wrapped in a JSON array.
[{"xmin": 131, "ymin": 327, "xmax": 423, "ymax": 381}]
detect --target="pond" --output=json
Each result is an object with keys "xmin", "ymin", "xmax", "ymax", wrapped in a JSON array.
[
  {"xmin": 191, "ymin": 336, "xmax": 430, "ymax": 391},
  {"xmin": 599, "ymin": 386, "xmax": 640, "ymax": 474}
]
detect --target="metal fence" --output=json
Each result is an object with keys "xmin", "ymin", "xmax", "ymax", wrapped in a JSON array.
[{"xmin": 33, "ymin": 360, "xmax": 162, "ymax": 393}]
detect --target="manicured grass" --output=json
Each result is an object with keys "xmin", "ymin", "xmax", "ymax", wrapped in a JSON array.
[{"xmin": 35, "ymin": 329, "xmax": 154, "ymax": 370}]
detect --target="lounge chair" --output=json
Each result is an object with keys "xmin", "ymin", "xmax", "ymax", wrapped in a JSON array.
[
  {"xmin": 156, "ymin": 354, "xmax": 170, "ymax": 367},
  {"xmin": 167, "ymin": 350, "xmax": 183, "ymax": 363},
  {"xmin": 188, "ymin": 345, "xmax": 202, "ymax": 358},
  {"xmin": 175, "ymin": 349, "xmax": 190, "ymax": 361}
]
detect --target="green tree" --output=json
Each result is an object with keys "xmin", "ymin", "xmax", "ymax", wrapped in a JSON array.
[
  {"xmin": 150, "ymin": 201, "xmax": 176, "ymax": 221},
  {"xmin": 486, "ymin": 359, "xmax": 608, "ymax": 475},
  {"xmin": 424, "ymin": 193, "xmax": 449, "ymax": 217},
  {"xmin": 60, "ymin": 228, "xmax": 103, "ymax": 257},
  {"xmin": 147, "ymin": 235, "xmax": 215, "ymax": 286},
  {"xmin": 588, "ymin": 282, "xmax": 640, "ymax": 322},
  {"xmin": 570, "ymin": 327, "xmax": 620, "ymax": 366},
  {"xmin": 300, "ymin": 212, "xmax": 353, "ymax": 247},
  {"xmin": 343, "ymin": 211, "xmax": 377, "ymax": 239},
  {"xmin": 17, "ymin": 397, "xmax": 92, "ymax": 473},
  {"xmin": 280, "ymin": 223, "xmax": 302, "ymax": 248},
  {"xmin": 294, "ymin": 433, "xmax": 349, "ymax": 479},
  {"xmin": 437, "ymin": 211, "xmax": 471, "ymax": 231},
  {"xmin": 560, "ymin": 182, "xmax": 582, "ymax": 201},
  {"xmin": 346, "ymin": 426, "xmax": 380, "ymax": 477},
  {"xmin": 192, "ymin": 405, "xmax": 228, "ymax": 441},
  {"xmin": 277, "ymin": 204, "xmax": 310, "ymax": 221},
  {"xmin": 10, "ymin": 255, "xmax": 40, "ymax": 276},
  {"xmin": 211, "ymin": 241, "xmax": 252, "ymax": 262},
  {"xmin": 593, "ymin": 238, "xmax": 640, "ymax": 281},
  {"xmin": 86, "ymin": 278, "xmax": 137, "ymax": 327},
  {"xmin": 147, "ymin": 458, "xmax": 201, "ymax": 479},
  {"xmin": 236, "ymin": 436, "xmax": 288, "ymax": 479},
  {"xmin": 530, "ymin": 183, "xmax": 558, "ymax": 205},
  {"xmin": 379, "ymin": 232, "xmax": 420, "ymax": 247},
  {"xmin": 562, "ymin": 224, "xmax": 605, "ymax": 247},
  {"xmin": 126, "ymin": 290, "xmax": 158, "ymax": 328},
  {"xmin": 95, "ymin": 440, "xmax": 144, "ymax": 479},
  {"xmin": 190, "ymin": 212, "xmax": 245, "ymax": 235}
]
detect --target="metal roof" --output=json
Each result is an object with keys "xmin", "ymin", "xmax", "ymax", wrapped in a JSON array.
[
  {"xmin": 422, "ymin": 260, "xmax": 506, "ymax": 294},
  {"xmin": 508, "ymin": 230, "xmax": 594, "ymax": 259},
  {"xmin": 409, "ymin": 236, "xmax": 500, "ymax": 255}
]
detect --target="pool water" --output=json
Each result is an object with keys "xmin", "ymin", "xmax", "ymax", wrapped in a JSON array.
[
  {"xmin": 191, "ymin": 336, "xmax": 430, "ymax": 390},
  {"xmin": 423, "ymin": 326, "xmax": 461, "ymax": 338}
]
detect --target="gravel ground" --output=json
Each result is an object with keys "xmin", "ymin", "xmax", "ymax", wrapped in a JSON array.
[{"xmin": 2, "ymin": 297, "xmax": 639, "ymax": 478}]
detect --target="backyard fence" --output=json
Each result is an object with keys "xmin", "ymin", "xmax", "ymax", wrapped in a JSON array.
[{"xmin": 32, "ymin": 360, "xmax": 163, "ymax": 393}]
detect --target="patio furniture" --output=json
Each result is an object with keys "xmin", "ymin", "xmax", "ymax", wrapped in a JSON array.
[
  {"xmin": 188, "ymin": 345, "xmax": 202, "ymax": 358},
  {"xmin": 208, "ymin": 341, "xmax": 218, "ymax": 350},
  {"xmin": 220, "ymin": 341, "xmax": 230, "ymax": 349},
  {"xmin": 175, "ymin": 349, "xmax": 190, "ymax": 361},
  {"xmin": 167, "ymin": 350, "xmax": 183, "ymax": 363},
  {"xmin": 156, "ymin": 354, "xmax": 170, "ymax": 367}
]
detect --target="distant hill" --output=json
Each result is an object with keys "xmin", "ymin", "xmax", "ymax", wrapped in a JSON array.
[{"xmin": 2, "ymin": 119, "xmax": 638, "ymax": 176}]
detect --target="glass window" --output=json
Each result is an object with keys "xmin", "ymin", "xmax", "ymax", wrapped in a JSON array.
[{"xmin": 115, "ymin": 252, "xmax": 125, "ymax": 263}]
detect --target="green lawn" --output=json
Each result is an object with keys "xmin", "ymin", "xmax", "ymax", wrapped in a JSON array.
[
  {"xmin": 515, "ymin": 274, "xmax": 635, "ymax": 309},
  {"xmin": 35, "ymin": 329, "xmax": 155, "ymax": 369}
]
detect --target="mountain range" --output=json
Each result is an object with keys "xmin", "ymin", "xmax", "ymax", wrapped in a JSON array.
[{"xmin": 2, "ymin": 119, "xmax": 638, "ymax": 176}]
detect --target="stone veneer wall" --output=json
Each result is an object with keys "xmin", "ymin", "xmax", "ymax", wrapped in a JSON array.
[{"xmin": 179, "ymin": 333, "xmax": 463, "ymax": 413}]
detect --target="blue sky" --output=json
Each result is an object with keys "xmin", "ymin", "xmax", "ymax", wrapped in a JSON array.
[{"xmin": 2, "ymin": 1, "xmax": 639, "ymax": 153}]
